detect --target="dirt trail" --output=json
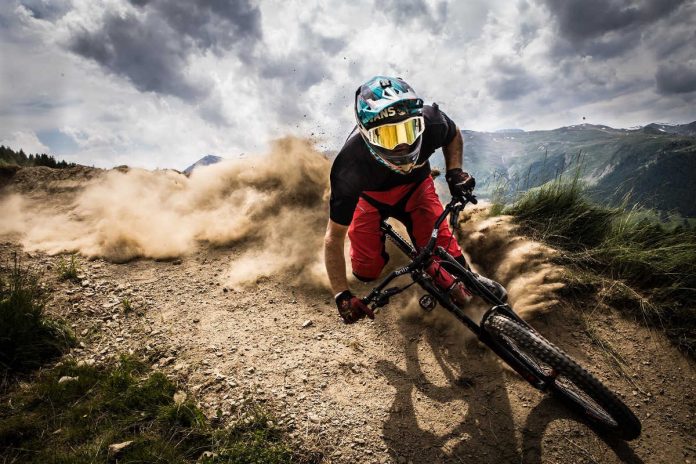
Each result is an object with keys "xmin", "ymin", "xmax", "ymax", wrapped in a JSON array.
[{"xmin": 1, "ymin": 162, "xmax": 695, "ymax": 463}]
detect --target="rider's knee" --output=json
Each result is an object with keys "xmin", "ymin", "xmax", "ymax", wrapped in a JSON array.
[
  {"xmin": 351, "ymin": 252, "xmax": 389, "ymax": 282},
  {"xmin": 351, "ymin": 260, "xmax": 387, "ymax": 282},
  {"xmin": 352, "ymin": 271, "xmax": 379, "ymax": 282}
]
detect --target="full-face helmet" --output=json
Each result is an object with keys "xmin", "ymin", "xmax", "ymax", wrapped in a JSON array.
[{"xmin": 355, "ymin": 76, "xmax": 425, "ymax": 174}]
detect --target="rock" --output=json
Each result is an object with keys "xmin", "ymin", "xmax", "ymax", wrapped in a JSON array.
[
  {"xmin": 308, "ymin": 412, "xmax": 321, "ymax": 423},
  {"xmin": 108, "ymin": 441, "xmax": 133, "ymax": 456},
  {"xmin": 302, "ymin": 319, "xmax": 313, "ymax": 328},
  {"xmin": 58, "ymin": 376, "xmax": 79, "ymax": 384},
  {"xmin": 173, "ymin": 391, "xmax": 187, "ymax": 405}
]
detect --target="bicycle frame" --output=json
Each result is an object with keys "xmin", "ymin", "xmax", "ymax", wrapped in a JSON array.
[{"xmin": 361, "ymin": 194, "xmax": 557, "ymax": 391}]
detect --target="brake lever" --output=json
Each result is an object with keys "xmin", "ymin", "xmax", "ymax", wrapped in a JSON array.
[
  {"xmin": 371, "ymin": 286, "xmax": 402, "ymax": 309},
  {"xmin": 464, "ymin": 190, "xmax": 478, "ymax": 205}
]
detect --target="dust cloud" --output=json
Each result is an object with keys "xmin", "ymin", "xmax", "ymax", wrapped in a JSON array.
[
  {"xmin": 457, "ymin": 205, "xmax": 565, "ymax": 318},
  {"xmin": 0, "ymin": 142, "xmax": 564, "ymax": 307},
  {"xmin": 0, "ymin": 137, "xmax": 331, "ymax": 287}
]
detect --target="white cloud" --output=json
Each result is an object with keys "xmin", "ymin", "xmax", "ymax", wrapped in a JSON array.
[
  {"xmin": 0, "ymin": 0, "xmax": 694, "ymax": 169},
  {"xmin": 0, "ymin": 130, "xmax": 50, "ymax": 154}
]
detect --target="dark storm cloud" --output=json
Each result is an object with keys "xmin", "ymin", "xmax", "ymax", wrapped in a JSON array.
[
  {"xmin": 541, "ymin": 0, "xmax": 687, "ymax": 58},
  {"xmin": 68, "ymin": 0, "xmax": 262, "ymax": 101},
  {"xmin": 127, "ymin": 0, "xmax": 261, "ymax": 56},
  {"xmin": 69, "ymin": 12, "xmax": 207, "ymax": 100},
  {"xmin": 382, "ymin": 0, "xmax": 448, "ymax": 31},
  {"xmin": 656, "ymin": 62, "xmax": 696, "ymax": 94},
  {"xmin": 486, "ymin": 59, "xmax": 540, "ymax": 101}
]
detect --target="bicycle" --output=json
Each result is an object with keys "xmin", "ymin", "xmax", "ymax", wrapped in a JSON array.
[{"xmin": 361, "ymin": 191, "xmax": 642, "ymax": 440}]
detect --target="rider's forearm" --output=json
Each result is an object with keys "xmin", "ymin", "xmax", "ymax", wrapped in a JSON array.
[
  {"xmin": 324, "ymin": 231, "xmax": 349, "ymax": 295},
  {"xmin": 443, "ymin": 127, "xmax": 463, "ymax": 171}
]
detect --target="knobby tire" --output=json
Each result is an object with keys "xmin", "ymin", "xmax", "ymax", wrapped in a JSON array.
[{"xmin": 483, "ymin": 313, "xmax": 642, "ymax": 440}]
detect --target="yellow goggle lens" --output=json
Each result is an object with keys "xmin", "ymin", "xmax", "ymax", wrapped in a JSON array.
[{"xmin": 368, "ymin": 117, "xmax": 424, "ymax": 150}]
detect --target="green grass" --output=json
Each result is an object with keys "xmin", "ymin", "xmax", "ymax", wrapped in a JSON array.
[
  {"xmin": 0, "ymin": 356, "xmax": 310, "ymax": 463},
  {"xmin": 501, "ymin": 177, "xmax": 696, "ymax": 354},
  {"xmin": 121, "ymin": 297, "xmax": 133, "ymax": 313},
  {"xmin": 0, "ymin": 255, "xmax": 75, "ymax": 378},
  {"xmin": 56, "ymin": 255, "xmax": 81, "ymax": 283}
]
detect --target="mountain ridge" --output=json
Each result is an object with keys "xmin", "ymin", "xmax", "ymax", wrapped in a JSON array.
[{"xmin": 429, "ymin": 120, "xmax": 696, "ymax": 217}]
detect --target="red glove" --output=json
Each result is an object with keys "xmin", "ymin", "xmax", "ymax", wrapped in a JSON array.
[{"xmin": 335, "ymin": 290, "xmax": 374, "ymax": 324}]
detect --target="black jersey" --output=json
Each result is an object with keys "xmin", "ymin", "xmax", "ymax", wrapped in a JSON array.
[{"xmin": 329, "ymin": 104, "xmax": 458, "ymax": 225}]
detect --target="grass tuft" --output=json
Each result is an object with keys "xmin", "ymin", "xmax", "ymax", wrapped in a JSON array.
[
  {"xmin": 56, "ymin": 255, "xmax": 81, "ymax": 282},
  {"xmin": 121, "ymin": 297, "xmax": 133, "ymax": 313},
  {"xmin": 0, "ymin": 254, "xmax": 75, "ymax": 378}
]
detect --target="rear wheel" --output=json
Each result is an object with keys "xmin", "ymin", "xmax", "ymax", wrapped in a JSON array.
[{"xmin": 483, "ymin": 313, "xmax": 642, "ymax": 440}]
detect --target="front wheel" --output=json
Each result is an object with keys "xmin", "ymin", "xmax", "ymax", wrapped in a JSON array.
[{"xmin": 483, "ymin": 313, "xmax": 642, "ymax": 440}]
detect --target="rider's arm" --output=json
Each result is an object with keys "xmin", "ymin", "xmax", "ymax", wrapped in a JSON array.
[
  {"xmin": 324, "ymin": 219, "xmax": 350, "ymax": 295},
  {"xmin": 442, "ymin": 125, "xmax": 463, "ymax": 171}
]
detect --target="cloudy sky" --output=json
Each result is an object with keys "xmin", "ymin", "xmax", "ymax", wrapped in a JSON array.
[{"xmin": 1, "ymin": 0, "xmax": 695, "ymax": 169}]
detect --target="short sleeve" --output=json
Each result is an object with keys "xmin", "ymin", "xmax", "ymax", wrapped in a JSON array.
[
  {"xmin": 329, "ymin": 158, "xmax": 360, "ymax": 225},
  {"xmin": 432, "ymin": 105, "xmax": 458, "ymax": 147}
]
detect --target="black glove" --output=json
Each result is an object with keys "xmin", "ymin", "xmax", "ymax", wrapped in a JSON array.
[
  {"xmin": 445, "ymin": 168, "xmax": 475, "ymax": 197},
  {"xmin": 335, "ymin": 290, "xmax": 374, "ymax": 324}
]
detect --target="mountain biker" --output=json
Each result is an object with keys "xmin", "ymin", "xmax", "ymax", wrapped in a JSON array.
[{"xmin": 324, "ymin": 76, "xmax": 507, "ymax": 324}]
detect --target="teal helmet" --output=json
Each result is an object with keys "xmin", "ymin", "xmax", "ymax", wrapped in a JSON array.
[{"xmin": 355, "ymin": 76, "xmax": 425, "ymax": 174}]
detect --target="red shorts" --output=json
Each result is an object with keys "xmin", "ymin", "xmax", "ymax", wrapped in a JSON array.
[{"xmin": 348, "ymin": 176, "xmax": 463, "ymax": 281}]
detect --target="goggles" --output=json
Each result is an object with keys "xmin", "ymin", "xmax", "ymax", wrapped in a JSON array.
[{"xmin": 362, "ymin": 116, "xmax": 425, "ymax": 151}]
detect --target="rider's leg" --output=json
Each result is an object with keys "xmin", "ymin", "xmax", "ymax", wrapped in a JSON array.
[
  {"xmin": 404, "ymin": 177, "xmax": 507, "ymax": 303},
  {"xmin": 347, "ymin": 197, "xmax": 389, "ymax": 282},
  {"xmin": 401, "ymin": 177, "xmax": 470, "ymax": 302}
]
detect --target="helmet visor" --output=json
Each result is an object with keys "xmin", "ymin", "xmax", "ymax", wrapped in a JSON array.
[{"xmin": 364, "ymin": 116, "xmax": 425, "ymax": 150}]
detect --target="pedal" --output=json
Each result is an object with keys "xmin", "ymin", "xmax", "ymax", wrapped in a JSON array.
[{"xmin": 419, "ymin": 294, "xmax": 436, "ymax": 312}]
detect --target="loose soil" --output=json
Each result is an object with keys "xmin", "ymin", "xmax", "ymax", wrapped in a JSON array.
[{"xmin": 1, "ymin": 166, "xmax": 694, "ymax": 464}]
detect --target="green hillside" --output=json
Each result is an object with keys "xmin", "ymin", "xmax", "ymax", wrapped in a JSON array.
[{"xmin": 431, "ymin": 122, "xmax": 696, "ymax": 217}]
